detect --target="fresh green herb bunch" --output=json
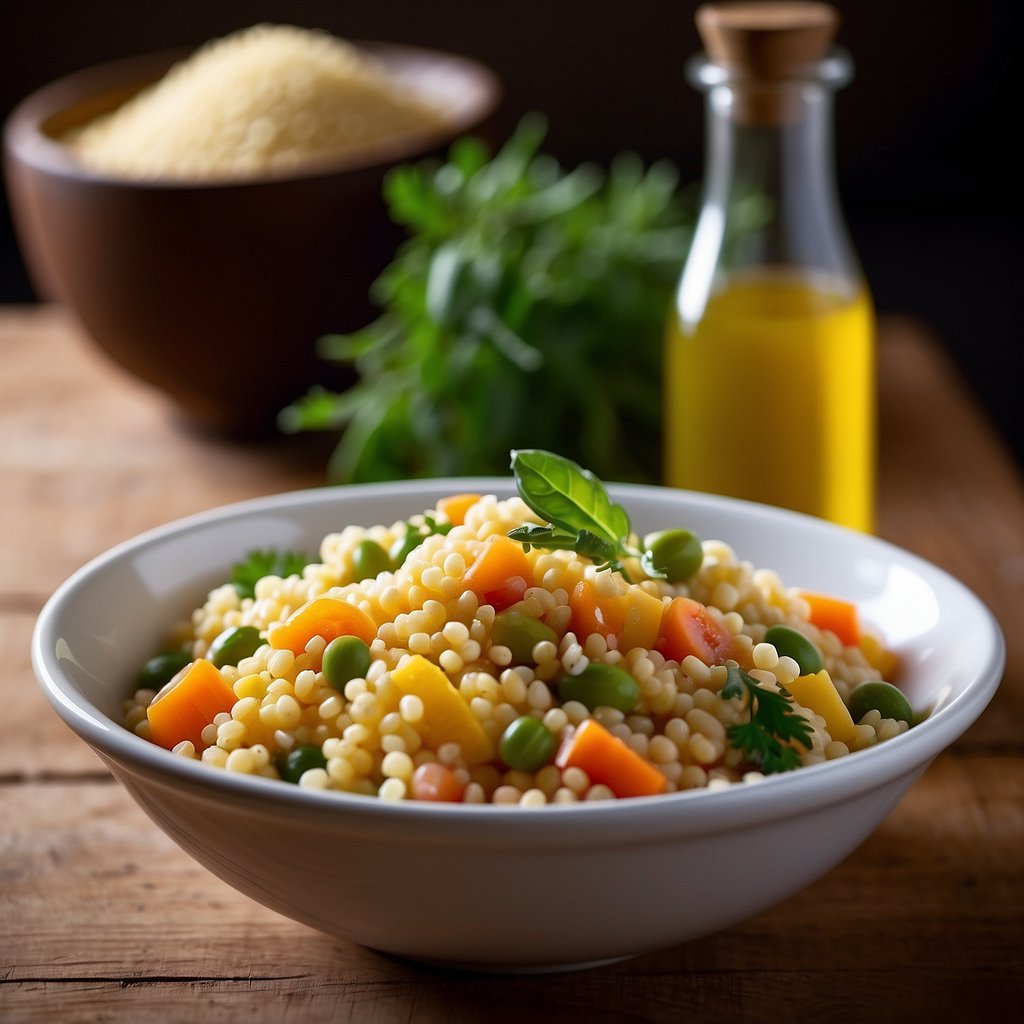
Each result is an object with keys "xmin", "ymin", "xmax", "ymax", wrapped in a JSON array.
[{"xmin": 280, "ymin": 115, "xmax": 693, "ymax": 484}]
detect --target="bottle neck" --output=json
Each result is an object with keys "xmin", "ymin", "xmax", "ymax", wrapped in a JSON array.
[
  {"xmin": 708, "ymin": 78, "xmax": 851, "ymax": 263},
  {"xmin": 679, "ymin": 54, "xmax": 860, "ymax": 324}
]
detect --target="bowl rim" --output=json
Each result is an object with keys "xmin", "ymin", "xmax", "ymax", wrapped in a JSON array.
[
  {"xmin": 3, "ymin": 39, "xmax": 502, "ymax": 189},
  {"xmin": 31, "ymin": 479, "xmax": 1006, "ymax": 841}
]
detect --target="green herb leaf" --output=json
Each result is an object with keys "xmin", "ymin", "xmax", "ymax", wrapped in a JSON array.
[
  {"xmin": 279, "ymin": 116, "xmax": 694, "ymax": 484},
  {"xmin": 508, "ymin": 448, "xmax": 639, "ymax": 579},
  {"xmin": 720, "ymin": 663, "xmax": 747, "ymax": 702},
  {"xmin": 507, "ymin": 523, "xmax": 580, "ymax": 549},
  {"xmin": 722, "ymin": 664, "xmax": 814, "ymax": 774},
  {"xmin": 508, "ymin": 523, "xmax": 622, "ymax": 574},
  {"xmin": 573, "ymin": 529, "xmax": 620, "ymax": 567},
  {"xmin": 389, "ymin": 511, "xmax": 454, "ymax": 566},
  {"xmin": 231, "ymin": 549, "xmax": 308, "ymax": 600},
  {"xmin": 510, "ymin": 449, "xmax": 630, "ymax": 544}
]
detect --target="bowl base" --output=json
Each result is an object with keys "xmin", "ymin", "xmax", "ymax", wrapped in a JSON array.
[{"xmin": 381, "ymin": 948, "xmax": 636, "ymax": 975}]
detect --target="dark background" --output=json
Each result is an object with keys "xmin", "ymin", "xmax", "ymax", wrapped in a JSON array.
[{"xmin": 2, "ymin": 1, "xmax": 1020, "ymax": 462}]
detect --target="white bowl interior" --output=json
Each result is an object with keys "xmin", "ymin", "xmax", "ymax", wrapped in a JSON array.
[{"xmin": 42, "ymin": 482, "xmax": 998, "ymax": 726}]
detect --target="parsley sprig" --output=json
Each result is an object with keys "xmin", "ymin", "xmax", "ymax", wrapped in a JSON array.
[
  {"xmin": 390, "ymin": 511, "xmax": 453, "ymax": 565},
  {"xmin": 230, "ymin": 549, "xmax": 308, "ymax": 600},
  {"xmin": 721, "ymin": 664, "xmax": 814, "ymax": 774},
  {"xmin": 507, "ymin": 448, "xmax": 649, "ymax": 580}
]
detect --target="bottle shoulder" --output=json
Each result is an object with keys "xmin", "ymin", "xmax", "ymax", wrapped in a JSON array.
[{"xmin": 674, "ymin": 263, "xmax": 872, "ymax": 330}]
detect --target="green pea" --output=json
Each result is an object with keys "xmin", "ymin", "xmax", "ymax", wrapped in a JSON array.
[
  {"xmin": 352, "ymin": 539, "xmax": 392, "ymax": 581},
  {"xmin": 280, "ymin": 745, "xmax": 328, "ymax": 783},
  {"xmin": 847, "ymin": 681, "xmax": 914, "ymax": 726},
  {"xmin": 137, "ymin": 649, "xmax": 191, "ymax": 691},
  {"xmin": 498, "ymin": 715, "xmax": 557, "ymax": 772},
  {"xmin": 764, "ymin": 624, "xmax": 823, "ymax": 675},
  {"xmin": 322, "ymin": 635, "xmax": 372, "ymax": 690},
  {"xmin": 389, "ymin": 531, "xmax": 422, "ymax": 568},
  {"xmin": 642, "ymin": 529, "xmax": 704, "ymax": 582},
  {"xmin": 557, "ymin": 663, "xmax": 640, "ymax": 713},
  {"xmin": 491, "ymin": 611, "xmax": 558, "ymax": 664},
  {"xmin": 207, "ymin": 625, "xmax": 263, "ymax": 668}
]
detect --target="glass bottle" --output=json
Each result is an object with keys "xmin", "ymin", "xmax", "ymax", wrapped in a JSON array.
[{"xmin": 664, "ymin": 1, "xmax": 875, "ymax": 532}]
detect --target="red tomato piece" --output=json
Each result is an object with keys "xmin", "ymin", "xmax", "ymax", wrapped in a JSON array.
[
  {"xmin": 484, "ymin": 575, "xmax": 529, "ymax": 611},
  {"xmin": 657, "ymin": 597, "xmax": 736, "ymax": 666}
]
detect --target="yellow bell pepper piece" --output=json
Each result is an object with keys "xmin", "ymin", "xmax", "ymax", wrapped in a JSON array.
[
  {"xmin": 390, "ymin": 655, "xmax": 494, "ymax": 766},
  {"xmin": 858, "ymin": 632, "xmax": 900, "ymax": 681},
  {"xmin": 619, "ymin": 586, "xmax": 666, "ymax": 654},
  {"xmin": 785, "ymin": 669, "xmax": 856, "ymax": 745}
]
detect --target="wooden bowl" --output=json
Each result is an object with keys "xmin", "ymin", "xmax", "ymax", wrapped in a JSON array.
[{"xmin": 3, "ymin": 43, "xmax": 500, "ymax": 434}]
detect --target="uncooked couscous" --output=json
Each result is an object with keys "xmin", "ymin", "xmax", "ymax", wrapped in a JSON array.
[
  {"xmin": 125, "ymin": 450, "xmax": 913, "ymax": 805},
  {"xmin": 65, "ymin": 24, "xmax": 446, "ymax": 180}
]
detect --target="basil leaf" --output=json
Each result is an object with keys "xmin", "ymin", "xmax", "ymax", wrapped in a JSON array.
[{"xmin": 510, "ymin": 449, "xmax": 630, "ymax": 544}]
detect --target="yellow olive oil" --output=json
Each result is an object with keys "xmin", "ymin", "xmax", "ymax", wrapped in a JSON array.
[{"xmin": 664, "ymin": 272, "xmax": 875, "ymax": 531}]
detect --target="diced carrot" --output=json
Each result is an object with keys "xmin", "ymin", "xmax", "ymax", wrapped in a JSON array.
[
  {"xmin": 657, "ymin": 597, "xmax": 736, "ymax": 666},
  {"xmin": 390, "ymin": 655, "xmax": 494, "ymax": 766},
  {"xmin": 146, "ymin": 658, "xmax": 237, "ymax": 751},
  {"xmin": 436, "ymin": 492, "xmax": 482, "ymax": 528},
  {"xmin": 267, "ymin": 596, "xmax": 376, "ymax": 655},
  {"xmin": 462, "ymin": 535, "xmax": 533, "ymax": 604},
  {"xmin": 568, "ymin": 579, "xmax": 624, "ymax": 641},
  {"xmin": 799, "ymin": 590, "xmax": 860, "ymax": 647},
  {"xmin": 555, "ymin": 719, "xmax": 667, "ymax": 798},
  {"xmin": 410, "ymin": 762, "xmax": 466, "ymax": 802}
]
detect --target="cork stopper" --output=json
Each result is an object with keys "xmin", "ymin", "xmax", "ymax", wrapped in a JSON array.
[
  {"xmin": 694, "ymin": 2, "xmax": 841, "ymax": 123},
  {"xmin": 695, "ymin": 2, "xmax": 839, "ymax": 79}
]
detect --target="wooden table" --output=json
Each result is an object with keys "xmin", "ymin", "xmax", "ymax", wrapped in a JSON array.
[{"xmin": 2, "ymin": 306, "xmax": 1021, "ymax": 1021}]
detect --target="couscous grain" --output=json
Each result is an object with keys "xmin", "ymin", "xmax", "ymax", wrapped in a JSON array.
[
  {"xmin": 127, "ymin": 486, "xmax": 913, "ymax": 804},
  {"xmin": 65, "ymin": 24, "xmax": 446, "ymax": 181}
]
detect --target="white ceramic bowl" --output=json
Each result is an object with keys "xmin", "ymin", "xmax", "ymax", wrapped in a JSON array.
[{"xmin": 31, "ymin": 482, "xmax": 1004, "ymax": 971}]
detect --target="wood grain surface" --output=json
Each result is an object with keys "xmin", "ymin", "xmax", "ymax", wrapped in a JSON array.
[{"xmin": 1, "ymin": 306, "xmax": 1021, "ymax": 1023}]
